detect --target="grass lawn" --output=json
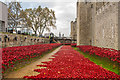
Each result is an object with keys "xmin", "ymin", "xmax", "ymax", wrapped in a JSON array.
[{"xmin": 73, "ymin": 47, "xmax": 119, "ymax": 75}]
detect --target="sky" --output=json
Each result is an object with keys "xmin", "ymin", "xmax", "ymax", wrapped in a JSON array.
[
  {"xmin": 0, "ymin": 0, "xmax": 77, "ymax": 37},
  {"xmin": 21, "ymin": 2, "xmax": 77, "ymax": 37}
]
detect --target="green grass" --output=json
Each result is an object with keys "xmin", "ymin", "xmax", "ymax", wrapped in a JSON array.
[{"xmin": 73, "ymin": 47, "xmax": 119, "ymax": 75}]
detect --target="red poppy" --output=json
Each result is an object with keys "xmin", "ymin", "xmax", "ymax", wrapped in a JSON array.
[
  {"xmin": 2, "ymin": 43, "xmax": 62, "ymax": 72},
  {"xmin": 24, "ymin": 46, "xmax": 120, "ymax": 79},
  {"xmin": 77, "ymin": 45, "xmax": 120, "ymax": 64}
]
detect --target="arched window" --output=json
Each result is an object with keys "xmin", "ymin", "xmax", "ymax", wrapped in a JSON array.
[
  {"xmin": 14, "ymin": 37, "xmax": 17, "ymax": 41},
  {"xmin": 37, "ymin": 39, "xmax": 39, "ymax": 41}
]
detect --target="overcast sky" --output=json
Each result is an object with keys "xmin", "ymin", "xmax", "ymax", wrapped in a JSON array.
[
  {"xmin": 0, "ymin": 0, "xmax": 77, "ymax": 37},
  {"xmin": 21, "ymin": 1, "xmax": 77, "ymax": 37}
]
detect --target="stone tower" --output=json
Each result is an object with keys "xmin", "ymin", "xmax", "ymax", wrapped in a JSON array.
[
  {"xmin": 70, "ymin": 19, "xmax": 77, "ymax": 40},
  {"xmin": 76, "ymin": 1, "xmax": 120, "ymax": 50},
  {"xmin": 77, "ymin": 1, "xmax": 93, "ymax": 45}
]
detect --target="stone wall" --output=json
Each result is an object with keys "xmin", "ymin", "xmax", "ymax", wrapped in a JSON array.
[
  {"xmin": 95, "ymin": 2, "xmax": 118, "ymax": 50},
  {"xmin": 71, "ymin": 21, "xmax": 73, "ymax": 38},
  {"xmin": 76, "ymin": 2, "xmax": 120, "ymax": 50},
  {"xmin": 118, "ymin": 2, "xmax": 120, "ymax": 50},
  {"xmin": 0, "ymin": 32, "xmax": 49, "ymax": 48},
  {"xmin": 77, "ymin": 2, "xmax": 93, "ymax": 45},
  {"xmin": 70, "ymin": 19, "xmax": 77, "ymax": 40},
  {"xmin": 77, "ymin": 2, "xmax": 80, "ymax": 45},
  {"xmin": 0, "ymin": 1, "xmax": 8, "ymax": 32}
]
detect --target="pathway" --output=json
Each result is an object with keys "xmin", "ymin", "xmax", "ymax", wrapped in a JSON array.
[{"xmin": 4, "ymin": 46, "xmax": 62, "ymax": 78}]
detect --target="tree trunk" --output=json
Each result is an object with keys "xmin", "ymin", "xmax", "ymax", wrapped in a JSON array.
[
  {"xmin": 41, "ymin": 27, "xmax": 45, "ymax": 35},
  {"xmin": 39, "ymin": 32, "xmax": 42, "ymax": 37},
  {"xmin": 41, "ymin": 25, "xmax": 46, "ymax": 34},
  {"xmin": 35, "ymin": 31, "xmax": 37, "ymax": 36}
]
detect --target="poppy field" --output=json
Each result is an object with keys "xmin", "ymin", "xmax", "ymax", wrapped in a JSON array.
[
  {"xmin": 2, "ymin": 43, "xmax": 62, "ymax": 73},
  {"xmin": 71, "ymin": 43, "xmax": 77, "ymax": 47},
  {"xmin": 24, "ymin": 46, "xmax": 120, "ymax": 79},
  {"xmin": 77, "ymin": 45, "xmax": 120, "ymax": 64}
]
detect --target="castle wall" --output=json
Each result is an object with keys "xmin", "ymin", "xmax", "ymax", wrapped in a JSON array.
[
  {"xmin": 70, "ymin": 20, "xmax": 77, "ymax": 40},
  {"xmin": 0, "ymin": 32, "xmax": 49, "ymax": 48},
  {"xmin": 95, "ymin": 2, "xmax": 118, "ymax": 50},
  {"xmin": 118, "ymin": 2, "xmax": 120, "ymax": 50},
  {"xmin": 76, "ymin": 2, "xmax": 119, "ymax": 50},
  {"xmin": 77, "ymin": 2, "xmax": 93, "ymax": 45}
]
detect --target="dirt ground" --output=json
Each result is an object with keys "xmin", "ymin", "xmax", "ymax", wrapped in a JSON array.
[{"xmin": 4, "ymin": 46, "xmax": 62, "ymax": 78}]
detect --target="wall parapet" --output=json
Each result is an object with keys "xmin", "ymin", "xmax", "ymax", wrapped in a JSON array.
[{"xmin": 0, "ymin": 32, "xmax": 49, "ymax": 48}]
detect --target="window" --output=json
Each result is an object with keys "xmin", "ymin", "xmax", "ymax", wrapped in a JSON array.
[
  {"xmin": 0, "ymin": 20, "xmax": 2, "ymax": 32},
  {"xmin": 0, "ymin": 20, "xmax": 5, "ymax": 32},
  {"xmin": 91, "ymin": 4, "xmax": 93, "ymax": 8},
  {"xmin": 85, "ymin": 0, "xmax": 87, "ymax": 4}
]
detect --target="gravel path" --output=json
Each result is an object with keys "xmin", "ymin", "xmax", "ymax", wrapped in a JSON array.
[{"xmin": 4, "ymin": 46, "xmax": 62, "ymax": 78}]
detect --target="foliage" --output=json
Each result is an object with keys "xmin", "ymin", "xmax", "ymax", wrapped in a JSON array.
[
  {"xmin": 8, "ymin": 2, "xmax": 56, "ymax": 35},
  {"xmin": 8, "ymin": 2, "xmax": 22, "ymax": 19},
  {"xmin": 20, "ymin": 6, "xmax": 56, "ymax": 36},
  {"xmin": 8, "ymin": 2, "xmax": 22, "ymax": 28}
]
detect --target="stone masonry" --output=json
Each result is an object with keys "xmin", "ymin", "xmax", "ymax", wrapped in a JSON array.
[
  {"xmin": 0, "ymin": 32, "xmax": 49, "ymax": 48},
  {"xmin": 0, "ymin": 1, "xmax": 8, "ymax": 32},
  {"xmin": 76, "ymin": 1, "xmax": 120, "ymax": 50},
  {"xmin": 77, "ymin": 2, "xmax": 93, "ymax": 45},
  {"xmin": 70, "ymin": 19, "xmax": 77, "ymax": 40}
]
